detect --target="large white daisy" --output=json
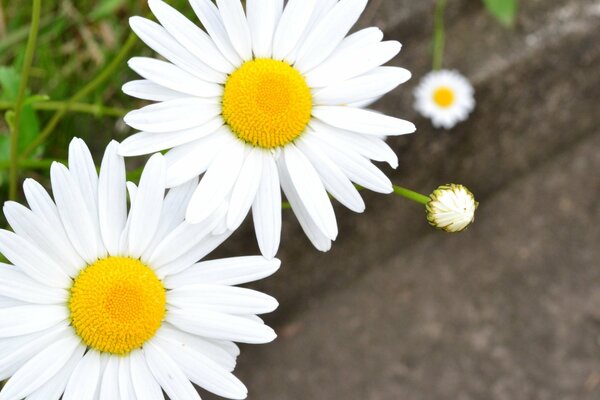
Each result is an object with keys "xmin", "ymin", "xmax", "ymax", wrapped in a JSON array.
[
  {"xmin": 0, "ymin": 138, "xmax": 279, "ymax": 400},
  {"xmin": 414, "ymin": 69, "xmax": 475, "ymax": 129},
  {"xmin": 120, "ymin": 0, "xmax": 415, "ymax": 258}
]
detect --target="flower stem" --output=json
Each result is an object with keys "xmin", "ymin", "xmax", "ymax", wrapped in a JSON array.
[
  {"xmin": 432, "ymin": 0, "xmax": 447, "ymax": 71},
  {"xmin": 20, "ymin": 31, "xmax": 138, "ymax": 159},
  {"xmin": 0, "ymin": 100, "xmax": 127, "ymax": 117},
  {"xmin": 8, "ymin": 0, "xmax": 41, "ymax": 200},
  {"xmin": 393, "ymin": 185, "xmax": 431, "ymax": 205}
]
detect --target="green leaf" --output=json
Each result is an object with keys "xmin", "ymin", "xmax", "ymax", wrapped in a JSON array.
[{"xmin": 482, "ymin": 0, "xmax": 518, "ymax": 27}]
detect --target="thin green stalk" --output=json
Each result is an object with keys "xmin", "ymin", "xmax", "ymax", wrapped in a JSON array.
[
  {"xmin": 432, "ymin": 0, "xmax": 447, "ymax": 71},
  {"xmin": 0, "ymin": 158, "xmax": 60, "ymax": 170},
  {"xmin": 9, "ymin": 0, "xmax": 42, "ymax": 200},
  {"xmin": 0, "ymin": 100, "xmax": 127, "ymax": 117},
  {"xmin": 393, "ymin": 185, "xmax": 431, "ymax": 205},
  {"xmin": 21, "ymin": 32, "xmax": 138, "ymax": 159}
]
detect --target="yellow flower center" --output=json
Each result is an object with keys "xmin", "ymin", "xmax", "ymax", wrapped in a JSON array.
[
  {"xmin": 433, "ymin": 86, "xmax": 455, "ymax": 108},
  {"xmin": 222, "ymin": 58, "xmax": 313, "ymax": 149},
  {"xmin": 69, "ymin": 257, "xmax": 166, "ymax": 355}
]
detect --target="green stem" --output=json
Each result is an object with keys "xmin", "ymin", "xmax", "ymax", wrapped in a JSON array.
[
  {"xmin": 9, "ymin": 0, "xmax": 42, "ymax": 200},
  {"xmin": 0, "ymin": 158, "xmax": 61, "ymax": 170},
  {"xmin": 0, "ymin": 100, "xmax": 127, "ymax": 117},
  {"xmin": 393, "ymin": 185, "xmax": 431, "ymax": 205},
  {"xmin": 432, "ymin": 0, "xmax": 447, "ymax": 71},
  {"xmin": 20, "ymin": 32, "xmax": 138, "ymax": 159}
]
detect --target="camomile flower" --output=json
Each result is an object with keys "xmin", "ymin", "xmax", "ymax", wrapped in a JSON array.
[
  {"xmin": 0, "ymin": 138, "xmax": 279, "ymax": 400},
  {"xmin": 120, "ymin": 0, "xmax": 415, "ymax": 258},
  {"xmin": 426, "ymin": 184, "xmax": 478, "ymax": 232},
  {"xmin": 414, "ymin": 69, "xmax": 475, "ymax": 129}
]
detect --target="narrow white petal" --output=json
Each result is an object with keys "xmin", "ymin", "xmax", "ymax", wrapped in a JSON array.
[
  {"xmin": 190, "ymin": 0, "xmax": 243, "ymax": 67},
  {"xmin": 126, "ymin": 154, "xmax": 166, "ymax": 258},
  {"xmin": 313, "ymin": 67, "xmax": 411, "ymax": 105},
  {"xmin": 167, "ymin": 308, "xmax": 276, "ymax": 344},
  {"xmin": 63, "ymin": 350, "xmax": 103, "ymax": 400},
  {"xmin": 227, "ymin": 148, "xmax": 262, "ymax": 230},
  {"xmin": 0, "ymin": 305, "xmax": 67, "ymax": 338},
  {"xmin": 247, "ymin": 0, "xmax": 283, "ymax": 58},
  {"xmin": 306, "ymin": 40, "xmax": 401, "ymax": 88},
  {"xmin": 0, "ymin": 266, "xmax": 68, "ymax": 304},
  {"xmin": 128, "ymin": 57, "xmax": 223, "ymax": 97},
  {"xmin": 126, "ymin": 182, "xmax": 138, "ymax": 204},
  {"xmin": 144, "ymin": 341, "xmax": 201, "ymax": 400},
  {"xmin": 282, "ymin": 145, "xmax": 338, "ymax": 239},
  {"xmin": 117, "ymin": 357, "xmax": 136, "ymax": 400},
  {"xmin": 130, "ymin": 16, "xmax": 226, "ymax": 83},
  {"xmin": 128, "ymin": 350, "xmax": 163, "ymax": 400},
  {"xmin": 186, "ymin": 138, "xmax": 246, "ymax": 224},
  {"xmin": 0, "ymin": 230, "xmax": 70, "ymax": 288},
  {"xmin": 336, "ymin": 26, "xmax": 383, "ymax": 51},
  {"xmin": 99, "ymin": 356, "xmax": 120, "ymax": 400},
  {"xmin": 22, "ymin": 179, "xmax": 63, "ymax": 231},
  {"xmin": 285, "ymin": 0, "xmax": 337, "ymax": 63},
  {"xmin": 124, "ymin": 98, "xmax": 221, "ymax": 133},
  {"xmin": 0, "ymin": 333, "xmax": 81, "ymax": 400},
  {"xmin": 296, "ymin": 136, "xmax": 365, "ymax": 212},
  {"xmin": 251, "ymin": 153, "xmax": 281, "ymax": 259},
  {"xmin": 294, "ymin": 0, "xmax": 368, "ymax": 72},
  {"xmin": 98, "ymin": 141, "xmax": 127, "ymax": 256},
  {"xmin": 164, "ymin": 256, "xmax": 280, "ymax": 288},
  {"xmin": 272, "ymin": 0, "xmax": 317, "ymax": 60},
  {"xmin": 313, "ymin": 106, "xmax": 416, "ymax": 136},
  {"xmin": 216, "ymin": 0, "xmax": 252, "ymax": 61},
  {"xmin": 122, "ymin": 79, "xmax": 184, "ymax": 102}
]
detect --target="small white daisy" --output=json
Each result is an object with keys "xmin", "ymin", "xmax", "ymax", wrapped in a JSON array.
[
  {"xmin": 414, "ymin": 69, "xmax": 475, "ymax": 129},
  {"xmin": 426, "ymin": 184, "xmax": 478, "ymax": 232},
  {"xmin": 120, "ymin": 0, "xmax": 415, "ymax": 258},
  {"xmin": 0, "ymin": 138, "xmax": 279, "ymax": 400}
]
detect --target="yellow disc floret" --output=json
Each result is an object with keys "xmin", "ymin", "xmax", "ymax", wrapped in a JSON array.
[
  {"xmin": 433, "ymin": 86, "xmax": 455, "ymax": 108},
  {"xmin": 222, "ymin": 58, "xmax": 313, "ymax": 149},
  {"xmin": 69, "ymin": 257, "xmax": 166, "ymax": 355}
]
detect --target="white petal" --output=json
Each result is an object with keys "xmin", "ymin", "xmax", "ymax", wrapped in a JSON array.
[
  {"xmin": 272, "ymin": 0, "xmax": 316, "ymax": 60},
  {"xmin": 50, "ymin": 162, "xmax": 100, "ymax": 263},
  {"xmin": 126, "ymin": 182, "xmax": 138, "ymax": 204},
  {"xmin": 144, "ymin": 341, "xmax": 201, "ymax": 400},
  {"xmin": 336, "ymin": 26, "xmax": 383, "ymax": 51},
  {"xmin": 0, "ymin": 230, "xmax": 70, "ymax": 288},
  {"xmin": 22, "ymin": 179, "xmax": 63, "ymax": 232},
  {"xmin": 247, "ymin": 0, "xmax": 283, "ymax": 58},
  {"xmin": 125, "ymin": 154, "xmax": 166, "ymax": 258},
  {"xmin": 285, "ymin": 0, "xmax": 337, "ymax": 63},
  {"xmin": 306, "ymin": 40, "xmax": 401, "ymax": 88},
  {"xmin": 294, "ymin": 0, "xmax": 367, "ymax": 72},
  {"xmin": 227, "ymin": 148, "xmax": 263, "ymax": 230},
  {"xmin": 150, "ymin": 2, "xmax": 234, "ymax": 75},
  {"xmin": 98, "ymin": 141, "xmax": 127, "ymax": 256},
  {"xmin": 119, "ymin": 117, "xmax": 224, "ymax": 157},
  {"xmin": 251, "ymin": 153, "xmax": 281, "ymax": 259},
  {"xmin": 0, "ymin": 332, "xmax": 82, "ymax": 400},
  {"xmin": 0, "ymin": 266, "xmax": 68, "ymax": 304},
  {"xmin": 167, "ymin": 308, "xmax": 276, "ymax": 344},
  {"xmin": 313, "ymin": 106, "xmax": 416, "ymax": 136},
  {"xmin": 190, "ymin": 0, "xmax": 243, "ymax": 67},
  {"xmin": 164, "ymin": 128, "xmax": 231, "ymax": 188},
  {"xmin": 186, "ymin": 137, "xmax": 246, "ymax": 223},
  {"xmin": 63, "ymin": 350, "xmax": 103, "ymax": 400},
  {"xmin": 164, "ymin": 256, "xmax": 280, "ymax": 288},
  {"xmin": 313, "ymin": 67, "xmax": 411, "ymax": 105},
  {"xmin": 122, "ymin": 79, "xmax": 184, "ymax": 102},
  {"xmin": 124, "ymin": 98, "xmax": 221, "ymax": 133},
  {"xmin": 296, "ymin": 135, "xmax": 365, "ymax": 212},
  {"xmin": 128, "ymin": 57, "xmax": 223, "ymax": 97},
  {"xmin": 155, "ymin": 334, "xmax": 247, "ymax": 399},
  {"xmin": 128, "ymin": 350, "xmax": 163, "ymax": 400},
  {"xmin": 0, "ymin": 305, "xmax": 67, "ymax": 338},
  {"xmin": 281, "ymin": 145, "xmax": 338, "ymax": 239},
  {"xmin": 99, "ymin": 356, "xmax": 120, "ymax": 400},
  {"xmin": 3, "ymin": 202, "xmax": 83, "ymax": 277},
  {"xmin": 117, "ymin": 357, "xmax": 137, "ymax": 400},
  {"xmin": 216, "ymin": 0, "xmax": 252, "ymax": 61},
  {"xmin": 130, "ymin": 16, "xmax": 226, "ymax": 83}
]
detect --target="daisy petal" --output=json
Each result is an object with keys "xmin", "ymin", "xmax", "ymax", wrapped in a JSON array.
[
  {"xmin": 313, "ymin": 106, "xmax": 416, "ymax": 136},
  {"xmin": 22, "ymin": 179, "xmax": 62, "ymax": 231},
  {"xmin": 63, "ymin": 350, "xmax": 103, "ymax": 400},
  {"xmin": 251, "ymin": 153, "xmax": 282, "ymax": 259},
  {"xmin": 247, "ymin": 0, "xmax": 283, "ymax": 58},
  {"xmin": 99, "ymin": 356, "xmax": 119, "ymax": 400},
  {"xmin": 164, "ymin": 256, "xmax": 280, "ymax": 288},
  {"xmin": 0, "ymin": 305, "xmax": 67, "ymax": 338},
  {"xmin": 122, "ymin": 79, "xmax": 184, "ymax": 102},
  {"xmin": 129, "ymin": 350, "xmax": 164, "ymax": 400},
  {"xmin": 286, "ymin": 0, "xmax": 337, "ymax": 63},
  {"xmin": 124, "ymin": 98, "xmax": 221, "ymax": 133},
  {"xmin": 117, "ymin": 357, "xmax": 137, "ymax": 400},
  {"xmin": 227, "ymin": 148, "xmax": 263, "ymax": 230},
  {"xmin": 67, "ymin": 138, "xmax": 99, "ymax": 220},
  {"xmin": 337, "ymin": 26, "xmax": 383, "ymax": 51},
  {"xmin": 272, "ymin": 0, "xmax": 316, "ymax": 60},
  {"xmin": 0, "ymin": 266, "xmax": 67, "ymax": 304},
  {"xmin": 216, "ymin": 0, "xmax": 252, "ymax": 61}
]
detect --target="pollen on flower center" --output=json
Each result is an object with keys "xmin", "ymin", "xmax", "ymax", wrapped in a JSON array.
[
  {"xmin": 433, "ymin": 86, "xmax": 455, "ymax": 108},
  {"xmin": 69, "ymin": 257, "xmax": 166, "ymax": 355},
  {"xmin": 222, "ymin": 58, "xmax": 313, "ymax": 149}
]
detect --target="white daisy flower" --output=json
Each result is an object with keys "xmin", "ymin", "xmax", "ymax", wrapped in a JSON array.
[
  {"xmin": 426, "ymin": 184, "xmax": 478, "ymax": 232},
  {"xmin": 414, "ymin": 69, "xmax": 475, "ymax": 129},
  {"xmin": 0, "ymin": 138, "xmax": 279, "ymax": 400},
  {"xmin": 120, "ymin": 0, "xmax": 415, "ymax": 258}
]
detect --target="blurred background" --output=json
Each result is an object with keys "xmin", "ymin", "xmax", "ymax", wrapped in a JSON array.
[{"xmin": 1, "ymin": 0, "xmax": 600, "ymax": 399}]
